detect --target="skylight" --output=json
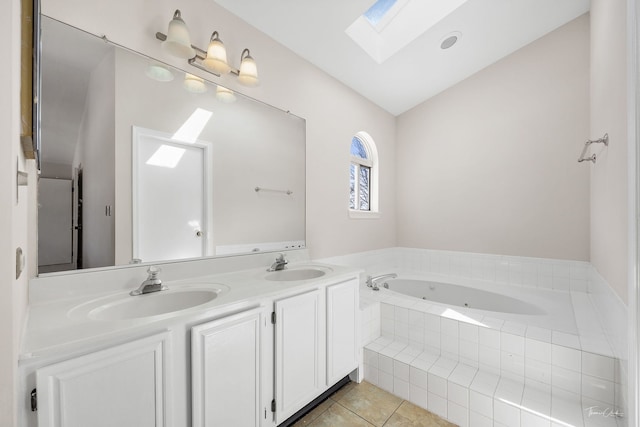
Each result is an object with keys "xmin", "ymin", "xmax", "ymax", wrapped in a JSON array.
[
  {"xmin": 346, "ymin": 0, "xmax": 470, "ymax": 64},
  {"xmin": 363, "ymin": 0, "xmax": 398, "ymax": 27},
  {"xmin": 362, "ymin": 0, "xmax": 408, "ymax": 33}
]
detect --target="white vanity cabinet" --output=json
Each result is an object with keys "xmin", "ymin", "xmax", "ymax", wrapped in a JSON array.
[
  {"xmin": 192, "ymin": 279, "xmax": 359, "ymax": 427},
  {"xmin": 34, "ymin": 331, "xmax": 171, "ymax": 427},
  {"xmin": 273, "ymin": 277, "xmax": 359, "ymax": 424},
  {"xmin": 191, "ymin": 306, "xmax": 269, "ymax": 427},
  {"xmin": 326, "ymin": 278, "xmax": 359, "ymax": 386},
  {"xmin": 274, "ymin": 289, "xmax": 324, "ymax": 424},
  {"xmin": 22, "ymin": 267, "xmax": 361, "ymax": 427}
]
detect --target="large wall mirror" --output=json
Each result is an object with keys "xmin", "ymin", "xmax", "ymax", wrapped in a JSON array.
[{"xmin": 37, "ymin": 16, "xmax": 306, "ymax": 274}]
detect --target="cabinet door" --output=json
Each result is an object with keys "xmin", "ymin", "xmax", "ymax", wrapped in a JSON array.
[
  {"xmin": 274, "ymin": 289, "xmax": 324, "ymax": 424},
  {"xmin": 36, "ymin": 332, "xmax": 171, "ymax": 427},
  {"xmin": 326, "ymin": 278, "xmax": 359, "ymax": 385},
  {"xmin": 191, "ymin": 307, "xmax": 267, "ymax": 427}
]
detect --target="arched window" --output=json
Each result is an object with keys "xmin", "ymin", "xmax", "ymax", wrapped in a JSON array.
[{"xmin": 349, "ymin": 132, "xmax": 378, "ymax": 216}]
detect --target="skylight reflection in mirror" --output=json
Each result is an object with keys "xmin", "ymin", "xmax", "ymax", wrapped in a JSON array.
[
  {"xmin": 147, "ymin": 107, "xmax": 214, "ymax": 169},
  {"xmin": 146, "ymin": 144, "xmax": 186, "ymax": 168},
  {"xmin": 171, "ymin": 108, "xmax": 213, "ymax": 143}
]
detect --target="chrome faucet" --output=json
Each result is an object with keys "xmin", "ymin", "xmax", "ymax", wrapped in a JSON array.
[
  {"xmin": 365, "ymin": 273, "xmax": 397, "ymax": 291},
  {"xmin": 267, "ymin": 253, "xmax": 288, "ymax": 272},
  {"xmin": 130, "ymin": 266, "xmax": 168, "ymax": 296}
]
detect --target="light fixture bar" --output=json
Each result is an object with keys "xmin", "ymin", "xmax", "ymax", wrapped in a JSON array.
[
  {"xmin": 190, "ymin": 55, "xmax": 224, "ymax": 77},
  {"xmin": 156, "ymin": 31, "xmax": 255, "ymax": 82},
  {"xmin": 156, "ymin": 32, "xmax": 222, "ymax": 77}
]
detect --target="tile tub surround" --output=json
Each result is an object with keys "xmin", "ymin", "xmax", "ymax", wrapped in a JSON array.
[
  {"xmin": 321, "ymin": 248, "xmax": 627, "ymax": 358},
  {"xmin": 320, "ymin": 247, "xmax": 628, "ymax": 425},
  {"xmin": 320, "ymin": 247, "xmax": 594, "ymax": 293},
  {"xmin": 363, "ymin": 338, "xmax": 623, "ymax": 427}
]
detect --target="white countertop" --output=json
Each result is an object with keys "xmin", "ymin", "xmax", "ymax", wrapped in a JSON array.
[{"xmin": 21, "ymin": 261, "xmax": 361, "ymax": 361}]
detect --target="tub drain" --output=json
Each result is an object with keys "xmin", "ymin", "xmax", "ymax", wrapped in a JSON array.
[{"xmin": 464, "ymin": 303, "xmax": 469, "ymax": 307}]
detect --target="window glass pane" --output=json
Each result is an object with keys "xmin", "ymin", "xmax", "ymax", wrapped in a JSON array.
[
  {"xmin": 363, "ymin": 0, "xmax": 397, "ymax": 26},
  {"xmin": 350, "ymin": 137, "xmax": 368, "ymax": 159},
  {"xmin": 349, "ymin": 163, "xmax": 356, "ymax": 209},
  {"xmin": 359, "ymin": 166, "xmax": 370, "ymax": 211}
]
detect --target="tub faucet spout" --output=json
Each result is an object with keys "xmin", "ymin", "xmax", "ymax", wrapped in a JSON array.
[{"xmin": 366, "ymin": 273, "xmax": 397, "ymax": 291}]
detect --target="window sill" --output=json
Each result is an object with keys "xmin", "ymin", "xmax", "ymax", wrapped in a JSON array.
[{"xmin": 348, "ymin": 210, "xmax": 380, "ymax": 219}]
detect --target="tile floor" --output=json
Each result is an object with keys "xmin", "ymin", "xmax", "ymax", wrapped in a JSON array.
[{"xmin": 291, "ymin": 381, "xmax": 457, "ymax": 427}]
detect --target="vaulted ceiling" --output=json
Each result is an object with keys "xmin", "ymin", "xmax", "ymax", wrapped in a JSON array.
[{"xmin": 214, "ymin": 0, "xmax": 590, "ymax": 115}]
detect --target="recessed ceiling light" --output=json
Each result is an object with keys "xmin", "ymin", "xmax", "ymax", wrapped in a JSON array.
[{"xmin": 440, "ymin": 31, "xmax": 462, "ymax": 50}]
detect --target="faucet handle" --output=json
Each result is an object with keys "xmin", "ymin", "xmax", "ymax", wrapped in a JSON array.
[{"xmin": 147, "ymin": 266, "xmax": 161, "ymax": 278}]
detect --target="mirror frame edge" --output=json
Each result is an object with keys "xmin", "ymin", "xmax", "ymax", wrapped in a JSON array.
[{"xmin": 32, "ymin": 0, "xmax": 42, "ymax": 170}]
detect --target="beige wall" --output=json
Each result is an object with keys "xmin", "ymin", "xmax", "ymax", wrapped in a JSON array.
[
  {"xmin": 590, "ymin": 0, "xmax": 628, "ymax": 303},
  {"xmin": 396, "ymin": 15, "xmax": 591, "ymax": 261},
  {"xmin": 0, "ymin": 0, "xmax": 32, "ymax": 424},
  {"xmin": 42, "ymin": 0, "xmax": 397, "ymax": 260}
]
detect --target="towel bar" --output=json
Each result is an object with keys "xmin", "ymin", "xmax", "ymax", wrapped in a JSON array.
[{"xmin": 578, "ymin": 133, "xmax": 608, "ymax": 163}]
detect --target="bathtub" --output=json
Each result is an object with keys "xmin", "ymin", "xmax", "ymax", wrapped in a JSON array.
[
  {"xmin": 381, "ymin": 278, "xmax": 546, "ymax": 315},
  {"xmin": 368, "ymin": 273, "xmax": 578, "ymax": 334}
]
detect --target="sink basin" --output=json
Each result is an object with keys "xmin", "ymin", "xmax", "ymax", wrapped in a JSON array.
[
  {"xmin": 264, "ymin": 267, "xmax": 330, "ymax": 282},
  {"xmin": 69, "ymin": 285, "xmax": 228, "ymax": 321}
]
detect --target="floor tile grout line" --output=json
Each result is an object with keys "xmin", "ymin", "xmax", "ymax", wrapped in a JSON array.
[
  {"xmin": 383, "ymin": 399, "xmax": 405, "ymax": 426},
  {"xmin": 309, "ymin": 398, "xmax": 333, "ymax": 425},
  {"xmin": 334, "ymin": 394, "xmax": 405, "ymax": 427},
  {"xmin": 381, "ymin": 399, "xmax": 407, "ymax": 427},
  {"xmin": 333, "ymin": 400, "xmax": 378, "ymax": 426},
  {"xmin": 296, "ymin": 381, "xmax": 456, "ymax": 427}
]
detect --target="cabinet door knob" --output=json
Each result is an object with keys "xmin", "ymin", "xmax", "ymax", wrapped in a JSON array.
[{"xmin": 196, "ymin": 230, "xmax": 202, "ymax": 237}]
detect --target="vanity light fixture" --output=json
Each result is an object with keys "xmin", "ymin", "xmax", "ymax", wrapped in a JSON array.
[
  {"xmin": 157, "ymin": 10, "xmax": 259, "ymax": 86},
  {"xmin": 161, "ymin": 10, "xmax": 196, "ymax": 59},
  {"xmin": 202, "ymin": 32, "xmax": 231, "ymax": 74},
  {"xmin": 237, "ymin": 49, "xmax": 259, "ymax": 87}
]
